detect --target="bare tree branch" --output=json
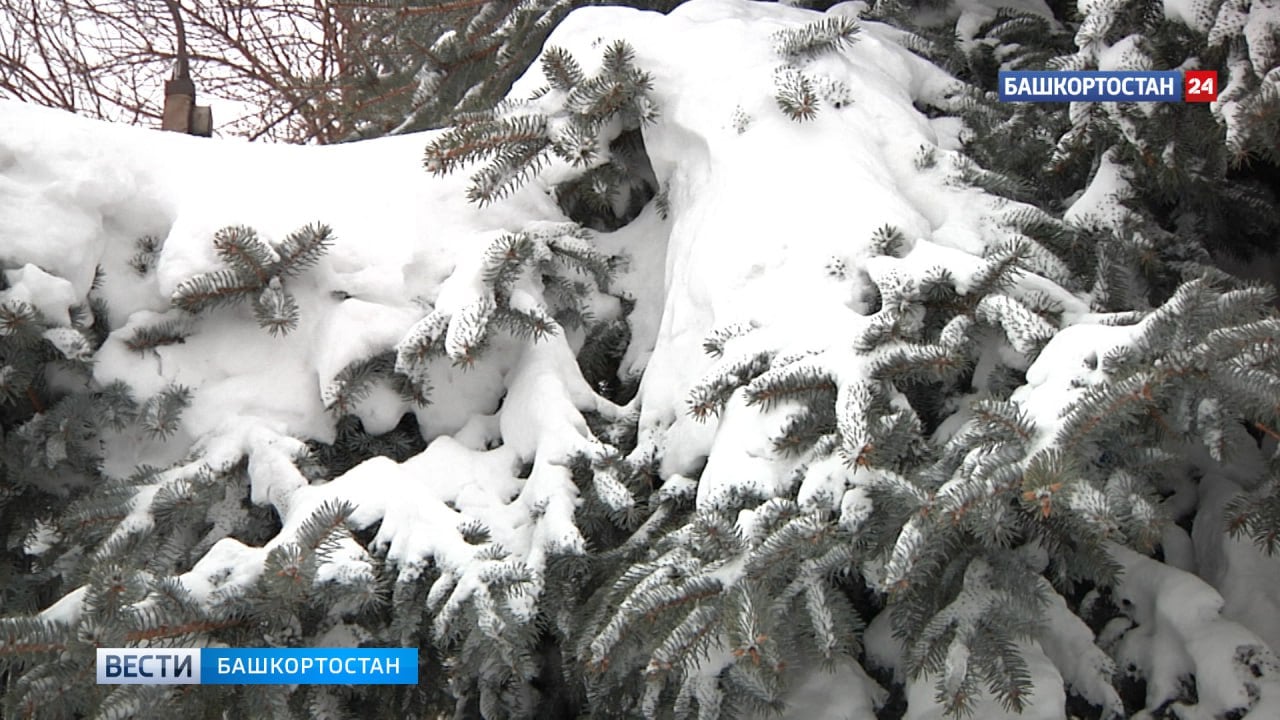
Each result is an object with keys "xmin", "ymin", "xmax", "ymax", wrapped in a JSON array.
[{"xmin": 0, "ymin": 0, "xmax": 649, "ymax": 143}]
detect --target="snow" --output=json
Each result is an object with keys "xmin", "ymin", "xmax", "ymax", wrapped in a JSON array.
[
  {"xmin": 865, "ymin": 603, "xmax": 1070, "ymax": 720},
  {"xmin": 797, "ymin": 455, "xmax": 854, "ymax": 508},
  {"xmin": 2, "ymin": 264, "xmax": 79, "ymax": 326},
  {"xmin": 1012, "ymin": 321, "xmax": 1139, "ymax": 447},
  {"xmin": 1097, "ymin": 34, "xmax": 1149, "ymax": 71},
  {"xmin": 768, "ymin": 663, "xmax": 886, "ymax": 719},
  {"xmin": 593, "ymin": 206, "xmax": 671, "ymax": 377},
  {"xmin": 863, "ymin": 607, "xmax": 905, "ymax": 679},
  {"xmin": 838, "ymin": 484, "xmax": 876, "ymax": 532},
  {"xmin": 39, "ymin": 586, "xmax": 88, "ymax": 626},
  {"xmin": 1038, "ymin": 586, "xmax": 1124, "ymax": 714},
  {"xmin": 3, "ymin": 0, "xmax": 1272, "ymax": 716},
  {"xmin": 954, "ymin": 0, "xmax": 1059, "ymax": 50},
  {"xmin": 1064, "ymin": 148, "xmax": 1131, "ymax": 227},
  {"xmin": 22, "ymin": 520, "xmax": 60, "ymax": 557},
  {"xmin": 178, "ymin": 538, "xmax": 268, "ymax": 606},
  {"xmin": 697, "ymin": 391, "xmax": 805, "ymax": 508},
  {"xmin": 534, "ymin": 2, "xmax": 984, "ymax": 486},
  {"xmin": 1192, "ymin": 473, "xmax": 1280, "ymax": 653},
  {"xmin": 1110, "ymin": 542, "xmax": 1280, "ymax": 717},
  {"xmin": 313, "ymin": 298, "xmax": 420, "ymax": 407},
  {"xmin": 1163, "ymin": 0, "xmax": 1214, "ymax": 32},
  {"xmin": 905, "ymin": 640, "xmax": 1066, "ymax": 720},
  {"xmin": 0, "ymin": 80, "xmax": 606, "ymax": 611},
  {"xmin": 42, "ymin": 326, "xmax": 93, "ymax": 361}
]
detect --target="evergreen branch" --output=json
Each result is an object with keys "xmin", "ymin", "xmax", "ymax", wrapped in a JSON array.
[
  {"xmin": 324, "ymin": 351, "xmax": 397, "ymax": 416},
  {"xmin": 551, "ymin": 120, "xmax": 600, "ymax": 167},
  {"xmin": 974, "ymin": 632, "xmax": 1033, "ymax": 713},
  {"xmin": 0, "ymin": 300, "xmax": 44, "ymax": 342},
  {"xmin": 968, "ymin": 241, "xmax": 1029, "ymax": 298},
  {"xmin": 389, "ymin": 369, "xmax": 432, "ymax": 407},
  {"xmin": 870, "ymin": 224, "xmax": 906, "ymax": 256},
  {"xmin": 124, "ymin": 319, "xmax": 191, "ymax": 354},
  {"xmin": 1225, "ymin": 484, "xmax": 1280, "ymax": 554},
  {"xmin": 273, "ymin": 223, "xmax": 334, "ymax": 278},
  {"xmin": 569, "ymin": 77, "xmax": 647, "ymax": 123},
  {"xmin": 482, "ymin": 233, "xmax": 535, "ymax": 291},
  {"xmin": 971, "ymin": 400, "xmax": 1035, "ymax": 443},
  {"xmin": 492, "ymin": 305, "xmax": 560, "ymax": 342},
  {"xmin": 212, "ymin": 225, "xmax": 277, "ymax": 282},
  {"xmin": 296, "ymin": 500, "xmax": 357, "ymax": 557},
  {"xmin": 95, "ymin": 381, "xmax": 140, "ymax": 431},
  {"xmin": 546, "ymin": 231, "xmax": 613, "ymax": 289},
  {"xmin": 702, "ymin": 322, "xmax": 756, "ymax": 358},
  {"xmin": 1253, "ymin": 421, "xmax": 1280, "ymax": 443},
  {"xmin": 772, "ymin": 407, "xmax": 838, "ymax": 457},
  {"xmin": 0, "ymin": 616, "xmax": 71, "ymax": 657},
  {"xmin": 774, "ymin": 69, "xmax": 820, "ymax": 122},
  {"xmin": 955, "ymin": 157, "xmax": 1036, "ymax": 202},
  {"xmin": 251, "ymin": 279, "xmax": 301, "ymax": 336},
  {"xmin": 124, "ymin": 618, "xmax": 244, "ymax": 643},
  {"xmin": 138, "ymin": 385, "xmax": 193, "ymax": 440},
  {"xmin": 871, "ymin": 344, "xmax": 969, "ymax": 385},
  {"xmin": 688, "ymin": 350, "xmax": 775, "ymax": 420},
  {"xmin": 600, "ymin": 40, "xmax": 638, "ymax": 79},
  {"xmin": 396, "ymin": 309, "xmax": 451, "ymax": 371},
  {"xmin": 467, "ymin": 139, "xmax": 552, "ymax": 205},
  {"xmin": 743, "ymin": 366, "xmax": 838, "ymax": 412},
  {"xmin": 0, "ymin": 361, "xmax": 37, "ymax": 407},
  {"xmin": 149, "ymin": 476, "xmax": 216, "ymax": 539},
  {"xmin": 772, "ymin": 16, "xmax": 860, "ymax": 64},
  {"xmin": 128, "ymin": 235, "xmax": 162, "ymax": 276},
  {"xmin": 445, "ymin": 296, "xmax": 496, "ymax": 365},
  {"xmin": 424, "ymin": 115, "xmax": 549, "ymax": 176},
  {"xmin": 650, "ymin": 604, "xmax": 720, "ymax": 672},
  {"xmin": 172, "ymin": 268, "xmax": 262, "ymax": 313},
  {"xmin": 541, "ymin": 46, "xmax": 585, "ymax": 91}
]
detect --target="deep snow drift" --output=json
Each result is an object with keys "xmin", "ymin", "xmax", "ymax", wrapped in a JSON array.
[{"xmin": 2, "ymin": 0, "xmax": 1278, "ymax": 717}]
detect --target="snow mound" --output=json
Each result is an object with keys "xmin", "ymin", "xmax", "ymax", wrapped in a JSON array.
[
  {"xmin": 3, "ymin": 0, "xmax": 1275, "ymax": 716},
  {"xmin": 0, "ymin": 0, "xmax": 970, "ymax": 597}
]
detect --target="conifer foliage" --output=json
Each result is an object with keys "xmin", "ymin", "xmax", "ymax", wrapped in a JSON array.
[
  {"xmin": 335, "ymin": 0, "xmax": 589, "ymax": 138},
  {"xmin": 0, "ymin": 264, "xmax": 224, "ymax": 717},
  {"xmin": 1, "ymin": 270, "xmax": 109, "ymax": 615},
  {"xmin": 3, "ymin": 1, "xmax": 1280, "ymax": 719},
  {"xmin": 172, "ymin": 223, "xmax": 333, "ymax": 336},
  {"xmin": 395, "ymin": 223, "xmax": 613, "ymax": 395},
  {"xmin": 772, "ymin": 16, "xmax": 860, "ymax": 121},
  {"xmin": 423, "ymin": 39, "xmax": 658, "ymax": 207}
]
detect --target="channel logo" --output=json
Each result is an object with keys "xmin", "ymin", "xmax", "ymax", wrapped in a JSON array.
[
  {"xmin": 96, "ymin": 648, "xmax": 418, "ymax": 685},
  {"xmin": 999, "ymin": 70, "xmax": 1218, "ymax": 103},
  {"xmin": 97, "ymin": 648, "xmax": 200, "ymax": 684}
]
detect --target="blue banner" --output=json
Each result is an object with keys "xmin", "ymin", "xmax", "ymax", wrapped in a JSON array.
[
  {"xmin": 999, "ymin": 71, "xmax": 1183, "ymax": 102},
  {"xmin": 97, "ymin": 648, "xmax": 418, "ymax": 685}
]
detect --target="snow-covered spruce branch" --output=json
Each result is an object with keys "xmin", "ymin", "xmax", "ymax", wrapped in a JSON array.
[
  {"xmin": 3, "ymin": 0, "xmax": 1279, "ymax": 716},
  {"xmin": 395, "ymin": 223, "xmax": 612, "ymax": 397},
  {"xmin": 770, "ymin": 16, "xmax": 860, "ymax": 122},
  {"xmin": 424, "ymin": 39, "xmax": 657, "ymax": 206},
  {"xmin": 171, "ymin": 223, "xmax": 333, "ymax": 336},
  {"xmin": 577, "ymin": 500, "xmax": 865, "ymax": 718},
  {"xmin": 661, "ymin": 212, "xmax": 1280, "ymax": 716}
]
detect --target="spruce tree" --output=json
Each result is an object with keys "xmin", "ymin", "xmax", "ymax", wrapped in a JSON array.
[
  {"xmin": 334, "ymin": 0, "xmax": 681, "ymax": 139},
  {"xmin": 2, "ymin": 1, "xmax": 1279, "ymax": 719}
]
